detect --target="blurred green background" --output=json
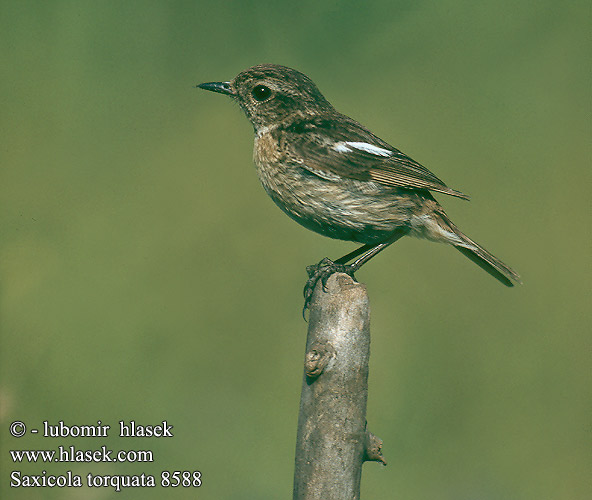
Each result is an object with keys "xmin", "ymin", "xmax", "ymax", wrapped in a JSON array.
[{"xmin": 1, "ymin": 1, "xmax": 589, "ymax": 498}]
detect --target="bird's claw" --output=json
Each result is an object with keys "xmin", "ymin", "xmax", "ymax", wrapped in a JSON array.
[{"xmin": 302, "ymin": 257, "xmax": 357, "ymax": 317}]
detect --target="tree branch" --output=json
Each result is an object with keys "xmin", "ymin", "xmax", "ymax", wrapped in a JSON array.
[{"xmin": 293, "ymin": 273, "xmax": 385, "ymax": 500}]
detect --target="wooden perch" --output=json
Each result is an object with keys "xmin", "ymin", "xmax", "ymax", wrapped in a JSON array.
[{"xmin": 293, "ymin": 273, "xmax": 385, "ymax": 500}]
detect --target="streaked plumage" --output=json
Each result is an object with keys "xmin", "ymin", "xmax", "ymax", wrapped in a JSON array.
[{"xmin": 197, "ymin": 64, "xmax": 521, "ymax": 305}]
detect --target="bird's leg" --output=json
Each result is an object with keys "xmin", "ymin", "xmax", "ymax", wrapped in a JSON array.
[
  {"xmin": 303, "ymin": 228, "xmax": 409, "ymax": 314},
  {"xmin": 303, "ymin": 244, "xmax": 386, "ymax": 299},
  {"xmin": 334, "ymin": 243, "xmax": 376, "ymax": 265}
]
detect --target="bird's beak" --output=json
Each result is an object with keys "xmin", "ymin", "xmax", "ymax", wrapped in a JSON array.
[{"xmin": 196, "ymin": 81, "xmax": 234, "ymax": 96}]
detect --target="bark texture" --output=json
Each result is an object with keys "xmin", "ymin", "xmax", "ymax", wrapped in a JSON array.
[{"xmin": 293, "ymin": 273, "xmax": 382, "ymax": 500}]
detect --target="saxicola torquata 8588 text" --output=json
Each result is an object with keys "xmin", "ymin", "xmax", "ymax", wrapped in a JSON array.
[{"xmin": 197, "ymin": 64, "xmax": 521, "ymax": 309}]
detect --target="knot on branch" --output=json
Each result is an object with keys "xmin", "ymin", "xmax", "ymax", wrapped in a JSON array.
[
  {"xmin": 304, "ymin": 341, "xmax": 335, "ymax": 379},
  {"xmin": 364, "ymin": 430, "xmax": 387, "ymax": 465}
]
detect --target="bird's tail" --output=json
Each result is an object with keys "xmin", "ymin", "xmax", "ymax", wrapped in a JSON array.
[{"xmin": 438, "ymin": 213, "xmax": 521, "ymax": 287}]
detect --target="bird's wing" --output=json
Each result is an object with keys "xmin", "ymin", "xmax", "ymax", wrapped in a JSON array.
[{"xmin": 283, "ymin": 116, "xmax": 469, "ymax": 200}]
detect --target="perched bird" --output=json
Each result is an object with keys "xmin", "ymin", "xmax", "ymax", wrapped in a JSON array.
[{"xmin": 197, "ymin": 64, "xmax": 521, "ymax": 309}]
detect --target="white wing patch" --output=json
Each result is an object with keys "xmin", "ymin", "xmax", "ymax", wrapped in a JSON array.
[
  {"xmin": 333, "ymin": 142, "xmax": 352, "ymax": 153},
  {"xmin": 333, "ymin": 141, "xmax": 393, "ymax": 157}
]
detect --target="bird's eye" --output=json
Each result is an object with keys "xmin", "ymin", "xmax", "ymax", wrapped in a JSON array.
[{"xmin": 252, "ymin": 85, "xmax": 272, "ymax": 101}]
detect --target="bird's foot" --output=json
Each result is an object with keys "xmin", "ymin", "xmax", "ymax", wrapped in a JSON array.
[{"xmin": 302, "ymin": 257, "xmax": 357, "ymax": 316}]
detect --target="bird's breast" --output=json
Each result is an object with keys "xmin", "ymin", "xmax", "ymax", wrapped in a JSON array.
[{"xmin": 253, "ymin": 133, "xmax": 428, "ymax": 243}]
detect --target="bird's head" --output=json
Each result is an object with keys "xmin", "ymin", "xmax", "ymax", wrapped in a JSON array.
[{"xmin": 197, "ymin": 64, "xmax": 333, "ymax": 131}]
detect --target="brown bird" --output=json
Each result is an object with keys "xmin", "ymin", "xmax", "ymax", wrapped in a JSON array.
[{"xmin": 197, "ymin": 64, "xmax": 521, "ymax": 309}]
